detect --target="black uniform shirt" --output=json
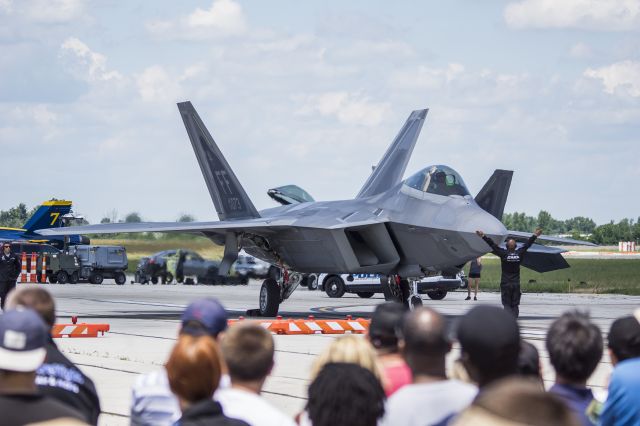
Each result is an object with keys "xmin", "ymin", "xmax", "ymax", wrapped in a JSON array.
[
  {"xmin": 36, "ymin": 337, "xmax": 102, "ymax": 425},
  {"xmin": 482, "ymin": 234, "xmax": 537, "ymax": 284},
  {"xmin": 0, "ymin": 251, "xmax": 21, "ymax": 281},
  {"xmin": 179, "ymin": 400, "xmax": 249, "ymax": 426},
  {"xmin": 0, "ymin": 393, "xmax": 86, "ymax": 426}
]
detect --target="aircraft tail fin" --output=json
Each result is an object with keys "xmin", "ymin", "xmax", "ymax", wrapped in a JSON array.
[
  {"xmin": 22, "ymin": 200, "xmax": 72, "ymax": 233},
  {"xmin": 475, "ymin": 169, "xmax": 513, "ymax": 220},
  {"xmin": 356, "ymin": 109, "xmax": 428, "ymax": 198},
  {"xmin": 178, "ymin": 102, "xmax": 260, "ymax": 221}
]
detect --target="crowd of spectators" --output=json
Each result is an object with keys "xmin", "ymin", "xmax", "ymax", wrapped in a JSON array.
[{"xmin": 0, "ymin": 287, "xmax": 639, "ymax": 426}]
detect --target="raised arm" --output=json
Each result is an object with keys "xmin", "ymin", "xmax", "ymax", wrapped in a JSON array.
[
  {"xmin": 519, "ymin": 228, "xmax": 542, "ymax": 254},
  {"xmin": 476, "ymin": 230, "xmax": 503, "ymax": 255}
]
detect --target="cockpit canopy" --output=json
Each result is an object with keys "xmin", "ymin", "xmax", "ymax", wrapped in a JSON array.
[{"xmin": 403, "ymin": 165, "xmax": 470, "ymax": 197}]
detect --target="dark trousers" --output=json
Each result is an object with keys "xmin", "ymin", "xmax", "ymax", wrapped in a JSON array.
[
  {"xmin": 0, "ymin": 280, "xmax": 16, "ymax": 309},
  {"xmin": 500, "ymin": 281, "xmax": 521, "ymax": 318}
]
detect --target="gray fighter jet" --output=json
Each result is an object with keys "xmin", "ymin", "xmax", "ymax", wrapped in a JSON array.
[{"xmin": 38, "ymin": 102, "xmax": 594, "ymax": 316}]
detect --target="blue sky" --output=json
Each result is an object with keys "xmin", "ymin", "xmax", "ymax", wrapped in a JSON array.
[{"xmin": 1, "ymin": 0, "xmax": 639, "ymax": 224}]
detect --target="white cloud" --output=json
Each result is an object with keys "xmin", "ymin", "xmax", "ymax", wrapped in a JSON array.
[
  {"xmin": 570, "ymin": 42, "xmax": 592, "ymax": 58},
  {"xmin": 60, "ymin": 37, "xmax": 122, "ymax": 82},
  {"xmin": 584, "ymin": 60, "xmax": 640, "ymax": 97},
  {"xmin": 1, "ymin": 0, "xmax": 85, "ymax": 23},
  {"xmin": 295, "ymin": 92, "xmax": 391, "ymax": 127},
  {"xmin": 136, "ymin": 66, "xmax": 181, "ymax": 103},
  {"xmin": 505, "ymin": 0, "xmax": 640, "ymax": 31},
  {"xmin": 0, "ymin": 0, "xmax": 12, "ymax": 13},
  {"xmin": 147, "ymin": 0, "xmax": 247, "ymax": 40},
  {"xmin": 390, "ymin": 63, "xmax": 465, "ymax": 90}
]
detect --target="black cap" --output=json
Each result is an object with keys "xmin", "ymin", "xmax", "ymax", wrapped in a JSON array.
[
  {"xmin": 608, "ymin": 315, "xmax": 640, "ymax": 362},
  {"xmin": 369, "ymin": 302, "xmax": 406, "ymax": 349},
  {"xmin": 457, "ymin": 306, "xmax": 520, "ymax": 378}
]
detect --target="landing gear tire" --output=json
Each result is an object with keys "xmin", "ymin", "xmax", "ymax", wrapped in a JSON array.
[
  {"xmin": 357, "ymin": 292, "xmax": 375, "ymax": 298},
  {"xmin": 427, "ymin": 289, "xmax": 447, "ymax": 300},
  {"xmin": 115, "ymin": 272, "xmax": 126, "ymax": 285},
  {"xmin": 90, "ymin": 272, "xmax": 104, "ymax": 285},
  {"xmin": 259, "ymin": 278, "xmax": 280, "ymax": 317},
  {"xmin": 399, "ymin": 279, "xmax": 412, "ymax": 308},
  {"xmin": 324, "ymin": 276, "xmax": 345, "ymax": 298},
  {"xmin": 381, "ymin": 275, "xmax": 402, "ymax": 302},
  {"xmin": 69, "ymin": 272, "xmax": 79, "ymax": 284},
  {"xmin": 410, "ymin": 295, "xmax": 423, "ymax": 309},
  {"xmin": 57, "ymin": 270, "xmax": 69, "ymax": 284}
]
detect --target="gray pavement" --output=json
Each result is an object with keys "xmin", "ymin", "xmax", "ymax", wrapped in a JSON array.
[{"xmin": 32, "ymin": 282, "xmax": 640, "ymax": 426}]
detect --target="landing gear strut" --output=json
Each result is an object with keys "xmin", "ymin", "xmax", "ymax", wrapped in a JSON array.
[{"xmin": 380, "ymin": 275, "xmax": 422, "ymax": 310}]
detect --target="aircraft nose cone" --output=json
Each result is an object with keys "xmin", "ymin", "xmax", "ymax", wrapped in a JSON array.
[{"xmin": 463, "ymin": 208, "xmax": 507, "ymax": 239}]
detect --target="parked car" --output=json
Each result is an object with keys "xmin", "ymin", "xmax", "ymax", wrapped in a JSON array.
[
  {"xmin": 66, "ymin": 245, "xmax": 128, "ymax": 285},
  {"xmin": 234, "ymin": 254, "xmax": 271, "ymax": 279},
  {"xmin": 319, "ymin": 272, "xmax": 467, "ymax": 300},
  {"xmin": 134, "ymin": 249, "xmax": 248, "ymax": 285}
]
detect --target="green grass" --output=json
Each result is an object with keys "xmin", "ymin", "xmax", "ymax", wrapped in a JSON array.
[
  {"xmin": 92, "ymin": 236, "xmax": 223, "ymax": 273},
  {"xmin": 475, "ymin": 257, "xmax": 640, "ymax": 295},
  {"xmin": 94, "ymin": 237, "xmax": 640, "ymax": 295}
]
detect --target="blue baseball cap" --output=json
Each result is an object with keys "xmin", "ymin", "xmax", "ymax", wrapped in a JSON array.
[
  {"xmin": 181, "ymin": 298, "xmax": 228, "ymax": 337},
  {"xmin": 0, "ymin": 308, "xmax": 48, "ymax": 372}
]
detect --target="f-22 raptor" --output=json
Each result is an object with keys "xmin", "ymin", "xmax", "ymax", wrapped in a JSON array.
[{"xmin": 39, "ymin": 102, "xmax": 593, "ymax": 316}]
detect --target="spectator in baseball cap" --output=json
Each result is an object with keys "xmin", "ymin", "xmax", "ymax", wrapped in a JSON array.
[
  {"xmin": 0, "ymin": 308, "xmax": 87, "ymax": 425},
  {"xmin": 456, "ymin": 305, "xmax": 520, "ymax": 389},
  {"xmin": 367, "ymin": 302, "xmax": 411, "ymax": 396},
  {"xmin": 600, "ymin": 311, "xmax": 640, "ymax": 426},
  {"xmin": 131, "ymin": 298, "xmax": 229, "ymax": 426},
  {"xmin": 6, "ymin": 287, "xmax": 101, "ymax": 425}
]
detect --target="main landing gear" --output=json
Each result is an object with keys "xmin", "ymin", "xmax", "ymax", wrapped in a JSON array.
[
  {"xmin": 256, "ymin": 269, "xmax": 303, "ymax": 317},
  {"xmin": 380, "ymin": 275, "xmax": 423, "ymax": 310}
]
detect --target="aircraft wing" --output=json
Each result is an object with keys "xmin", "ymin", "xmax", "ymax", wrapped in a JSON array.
[
  {"xmin": 36, "ymin": 217, "xmax": 299, "ymax": 237},
  {"xmin": 507, "ymin": 230, "xmax": 597, "ymax": 247},
  {"xmin": 522, "ymin": 243, "xmax": 570, "ymax": 272}
]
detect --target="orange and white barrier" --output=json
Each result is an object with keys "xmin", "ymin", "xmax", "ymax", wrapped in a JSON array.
[
  {"xmin": 40, "ymin": 254, "xmax": 47, "ymax": 283},
  {"xmin": 29, "ymin": 253, "xmax": 38, "ymax": 283},
  {"xmin": 52, "ymin": 323, "xmax": 111, "ymax": 338},
  {"xmin": 19, "ymin": 252, "xmax": 28, "ymax": 283},
  {"xmin": 619, "ymin": 241, "xmax": 637, "ymax": 252},
  {"xmin": 230, "ymin": 315, "xmax": 370, "ymax": 335}
]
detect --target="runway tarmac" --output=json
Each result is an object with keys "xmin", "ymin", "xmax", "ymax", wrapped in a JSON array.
[{"xmin": 37, "ymin": 281, "xmax": 639, "ymax": 426}]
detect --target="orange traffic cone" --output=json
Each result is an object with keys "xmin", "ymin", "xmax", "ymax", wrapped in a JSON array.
[{"xmin": 20, "ymin": 252, "xmax": 28, "ymax": 283}]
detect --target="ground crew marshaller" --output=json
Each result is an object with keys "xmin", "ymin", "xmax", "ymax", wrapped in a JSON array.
[
  {"xmin": 475, "ymin": 229, "xmax": 542, "ymax": 318},
  {"xmin": 0, "ymin": 242, "xmax": 21, "ymax": 309}
]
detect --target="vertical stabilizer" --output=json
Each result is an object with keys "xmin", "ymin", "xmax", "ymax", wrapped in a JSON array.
[
  {"xmin": 22, "ymin": 200, "xmax": 72, "ymax": 233},
  {"xmin": 178, "ymin": 102, "xmax": 260, "ymax": 221},
  {"xmin": 356, "ymin": 109, "xmax": 428, "ymax": 198},
  {"xmin": 475, "ymin": 169, "xmax": 513, "ymax": 220}
]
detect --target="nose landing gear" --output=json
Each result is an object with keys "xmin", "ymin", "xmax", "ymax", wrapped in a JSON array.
[{"xmin": 380, "ymin": 275, "xmax": 423, "ymax": 310}]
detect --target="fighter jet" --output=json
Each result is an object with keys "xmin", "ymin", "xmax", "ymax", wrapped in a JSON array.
[
  {"xmin": 38, "ymin": 102, "xmax": 594, "ymax": 315},
  {"xmin": 1, "ymin": 200, "xmax": 89, "ymax": 248}
]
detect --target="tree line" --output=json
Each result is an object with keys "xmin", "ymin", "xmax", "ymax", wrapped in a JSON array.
[
  {"xmin": 1, "ymin": 203, "xmax": 637, "ymax": 245},
  {"xmin": 503, "ymin": 210, "xmax": 639, "ymax": 245}
]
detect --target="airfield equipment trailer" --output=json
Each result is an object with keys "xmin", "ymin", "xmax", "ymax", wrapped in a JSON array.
[{"xmin": 66, "ymin": 245, "xmax": 128, "ymax": 285}]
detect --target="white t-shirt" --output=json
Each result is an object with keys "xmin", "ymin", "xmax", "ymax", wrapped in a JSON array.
[
  {"xmin": 216, "ymin": 387, "xmax": 297, "ymax": 426},
  {"xmin": 381, "ymin": 380, "xmax": 477, "ymax": 426}
]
